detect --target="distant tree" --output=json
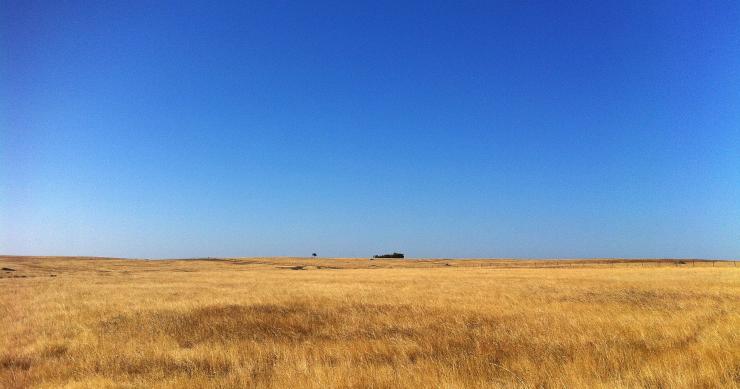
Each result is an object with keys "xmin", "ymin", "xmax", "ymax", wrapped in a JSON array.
[
  {"xmin": 373, "ymin": 252, "xmax": 404, "ymax": 259},
  {"xmin": 312, "ymin": 253, "xmax": 317, "ymax": 257}
]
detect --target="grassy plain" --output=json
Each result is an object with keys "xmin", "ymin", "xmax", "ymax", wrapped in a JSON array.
[{"xmin": 0, "ymin": 256, "xmax": 738, "ymax": 388}]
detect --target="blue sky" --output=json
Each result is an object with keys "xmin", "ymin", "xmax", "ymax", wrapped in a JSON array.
[{"xmin": 2, "ymin": 1, "xmax": 739, "ymax": 258}]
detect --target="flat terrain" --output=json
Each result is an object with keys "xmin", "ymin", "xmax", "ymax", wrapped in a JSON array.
[{"xmin": 1, "ymin": 256, "xmax": 738, "ymax": 388}]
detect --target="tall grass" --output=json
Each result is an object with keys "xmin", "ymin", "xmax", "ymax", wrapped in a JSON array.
[{"xmin": 1, "ymin": 257, "xmax": 738, "ymax": 388}]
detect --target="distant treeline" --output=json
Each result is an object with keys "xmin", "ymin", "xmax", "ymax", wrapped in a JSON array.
[{"xmin": 373, "ymin": 253, "xmax": 404, "ymax": 259}]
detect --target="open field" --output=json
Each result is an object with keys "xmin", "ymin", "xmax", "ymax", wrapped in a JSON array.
[{"xmin": 1, "ymin": 256, "xmax": 738, "ymax": 388}]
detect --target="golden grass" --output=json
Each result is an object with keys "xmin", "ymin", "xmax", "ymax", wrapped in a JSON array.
[{"xmin": 1, "ymin": 256, "xmax": 738, "ymax": 388}]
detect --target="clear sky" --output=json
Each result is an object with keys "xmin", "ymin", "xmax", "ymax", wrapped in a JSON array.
[{"xmin": 2, "ymin": 1, "xmax": 739, "ymax": 259}]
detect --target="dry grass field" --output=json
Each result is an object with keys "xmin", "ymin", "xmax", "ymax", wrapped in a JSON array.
[{"xmin": 1, "ymin": 256, "xmax": 738, "ymax": 388}]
